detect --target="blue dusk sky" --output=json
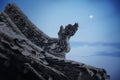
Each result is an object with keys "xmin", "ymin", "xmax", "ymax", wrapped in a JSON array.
[{"xmin": 0, "ymin": 0, "xmax": 120, "ymax": 80}]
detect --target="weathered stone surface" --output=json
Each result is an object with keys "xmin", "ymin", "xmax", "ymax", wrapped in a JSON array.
[{"xmin": 0, "ymin": 3, "xmax": 110, "ymax": 80}]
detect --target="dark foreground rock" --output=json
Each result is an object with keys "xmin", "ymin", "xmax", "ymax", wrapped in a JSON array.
[{"xmin": 0, "ymin": 3, "xmax": 110, "ymax": 80}]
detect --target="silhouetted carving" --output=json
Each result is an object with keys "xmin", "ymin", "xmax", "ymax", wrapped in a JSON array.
[
  {"xmin": 4, "ymin": 4, "xmax": 79, "ymax": 58},
  {"xmin": 0, "ymin": 3, "xmax": 110, "ymax": 80}
]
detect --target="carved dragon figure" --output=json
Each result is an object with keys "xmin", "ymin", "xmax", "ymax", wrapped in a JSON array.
[{"xmin": 4, "ymin": 4, "xmax": 78, "ymax": 58}]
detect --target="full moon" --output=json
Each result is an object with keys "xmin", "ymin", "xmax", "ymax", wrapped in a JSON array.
[{"xmin": 89, "ymin": 15, "xmax": 93, "ymax": 19}]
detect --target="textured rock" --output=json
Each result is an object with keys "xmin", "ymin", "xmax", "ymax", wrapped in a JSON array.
[{"xmin": 0, "ymin": 3, "xmax": 110, "ymax": 80}]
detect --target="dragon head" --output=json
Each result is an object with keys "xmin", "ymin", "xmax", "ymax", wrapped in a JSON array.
[{"xmin": 58, "ymin": 23, "xmax": 78, "ymax": 39}]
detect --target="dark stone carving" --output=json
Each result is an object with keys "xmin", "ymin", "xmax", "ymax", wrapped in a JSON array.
[
  {"xmin": 4, "ymin": 4, "xmax": 79, "ymax": 58},
  {"xmin": 0, "ymin": 3, "xmax": 110, "ymax": 80}
]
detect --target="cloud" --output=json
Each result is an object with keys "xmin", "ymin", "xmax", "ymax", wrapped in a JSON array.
[
  {"xmin": 93, "ymin": 51, "xmax": 120, "ymax": 57},
  {"xmin": 70, "ymin": 41, "xmax": 120, "ymax": 49},
  {"xmin": 68, "ymin": 41, "xmax": 120, "ymax": 58}
]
